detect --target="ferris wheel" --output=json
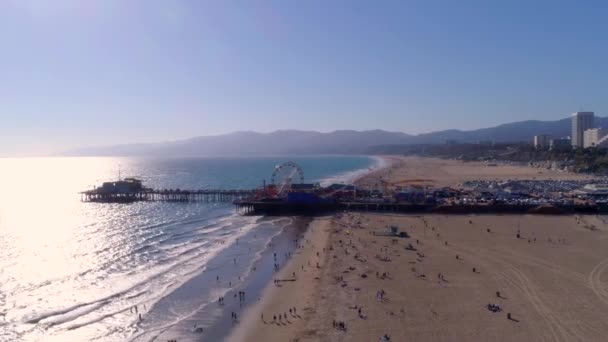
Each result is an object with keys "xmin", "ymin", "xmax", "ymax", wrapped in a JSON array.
[{"xmin": 271, "ymin": 161, "xmax": 304, "ymax": 195}]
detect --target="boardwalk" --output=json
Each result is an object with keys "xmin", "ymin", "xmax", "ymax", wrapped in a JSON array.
[{"xmin": 233, "ymin": 200, "xmax": 606, "ymax": 216}]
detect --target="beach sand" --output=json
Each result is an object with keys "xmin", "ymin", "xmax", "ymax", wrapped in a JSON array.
[
  {"xmin": 356, "ymin": 156, "xmax": 595, "ymax": 189},
  {"xmin": 228, "ymin": 217, "xmax": 333, "ymax": 342},
  {"xmin": 229, "ymin": 156, "xmax": 608, "ymax": 342}
]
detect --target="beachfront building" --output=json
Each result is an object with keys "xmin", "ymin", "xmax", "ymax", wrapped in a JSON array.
[
  {"xmin": 583, "ymin": 128, "xmax": 608, "ymax": 148},
  {"xmin": 550, "ymin": 138, "xmax": 571, "ymax": 151},
  {"xmin": 533, "ymin": 134, "xmax": 551, "ymax": 149},
  {"xmin": 571, "ymin": 111, "xmax": 595, "ymax": 147},
  {"xmin": 99, "ymin": 178, "xmax": 144, "ymax": 193}
]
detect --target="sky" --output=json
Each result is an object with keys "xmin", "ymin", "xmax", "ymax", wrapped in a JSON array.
[{"xmin": 1, "ymin": 0, "xmax": 608, "ymax": 156}]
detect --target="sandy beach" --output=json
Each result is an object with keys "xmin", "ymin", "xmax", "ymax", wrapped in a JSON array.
[
  {"xmin": 356, "ymin": 156, "xmax": 595, "ymax": 189},
  {"xmin": 228, "ymin": 217, "xmax": 333, "ymax": 342},
  {"xmin": 229, "ymin": 156, "xmax": 608, "ymax": 342}
]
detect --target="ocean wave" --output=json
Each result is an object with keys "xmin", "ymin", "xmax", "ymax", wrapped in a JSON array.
[
  {"xmin": 90, "ymin": 214, "xmax": 241, "ymax": 275},
  {"xmin": 65, "ymin": 306, "xmax": 133, "ymax": 331},
  {"xmin": 23, "ymin": 214, "xmax": 261, "ymax": 335},
  {"xmin": 131, "ymin": 216, "xmax": 295, "ymax": 342},
  {"xmin": 317, "ymin": 155, "xmax": 387, "ymax": 186},
  {"xmin": 40, "ymin": 300, "xmax": 110, "ymax": 327}
]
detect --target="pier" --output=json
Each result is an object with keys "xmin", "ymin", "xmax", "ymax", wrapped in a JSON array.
[
  {"xmin": 81, "ymin": 188, "xmax": 254, "ymax": 203},
  {"xmin": 233, "ymin": 201, "xmax": 607, "ymax": 216},
  {"xmin": 81, "ymin": 162, "xmax": 608, "ymax": 215},
  {"xmin": 80, "ymin": 176, "xmax": 255, "ymax": 203}
]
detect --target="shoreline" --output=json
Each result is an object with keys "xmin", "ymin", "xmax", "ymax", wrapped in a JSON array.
[
  {"xmin": 135, "ymin": 156, "xmax": 389, "ymax": 342},
  {"xmin": 129, "ymin": 216, "xmax": 308, "ymax": 342},
  {"xmin": 227, "ymin": 156, "xmax": 395, "ymax": 341},
  {"xmin": 317, "ymin": 155, "xmax": 393, "ymax": 187},
  {"xmin": 227, "ymin": 217, "xmax": 333, "ymax": 342},
  {"xmin": 227, "ymin": 155, "xmax": 608, "ymax": 342}
]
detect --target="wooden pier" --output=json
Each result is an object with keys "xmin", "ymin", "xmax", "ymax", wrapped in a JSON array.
[
  {"xmin": 234, "ymin": 201, "xmax": 607, "ymax": 216},
  {"xmin": 81, "ymin": 189, "xmax": 255, "ymax": 203}
]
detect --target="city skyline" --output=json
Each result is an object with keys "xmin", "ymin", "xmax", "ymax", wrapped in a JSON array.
[{"xmin": 1, "ymin": 1, "xmax": 608, "ymax": 156}]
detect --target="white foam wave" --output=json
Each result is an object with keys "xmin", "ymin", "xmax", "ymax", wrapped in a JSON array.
[
  {"xmin": 128, "ymin": 216, "xmax": 292, "ymax": 342},
  {"xmin": 21, "ymin": 214, "xmax": 261, "ymax": 338},
  {"xmin": 317, "ymin": 156, "xmax": 389, "ymax": 187}
]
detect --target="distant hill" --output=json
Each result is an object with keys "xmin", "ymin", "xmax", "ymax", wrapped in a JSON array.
[
  {"xmin": 66, "ymin": 129, "xmax": 414, "ymax": 156},
  {"xmin": 65, "ymin": 116, "xmax": 607, "ymax": 156},
  {"xmin": 409, "ymin": 119, "xmax": 570, "ymax": 144}
]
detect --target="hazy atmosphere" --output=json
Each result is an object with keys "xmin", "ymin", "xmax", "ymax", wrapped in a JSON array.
[
  {"xmin": 2, "ymin": 0, "xmax": 608, "ymax": 156},
  {"xmin": 6, "ymin": 2, "xmax": 608, "ymax": 342}
]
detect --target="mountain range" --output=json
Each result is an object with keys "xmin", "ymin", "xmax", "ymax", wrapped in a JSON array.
[{"xmin": 67, "ymin": 116, "xmax": 607, "ymax": 156}]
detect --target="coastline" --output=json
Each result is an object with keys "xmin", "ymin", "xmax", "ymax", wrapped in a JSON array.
[
  {"xmin": 132, "ymin": 216, "xmax": 311, "ymax": 342},
  {"xmin": 139, "ymin": 155, "xmax": 387, "ymax": 341},
  {"xmin": 227, "ymin": 217, "xmax": 333, "ymax": 342},
  {"xmin": 353, "ymin": 155, "xmax": 594, "ymax": 189},
  {"xmin": 227, "ymin": 155, "xmax": 394, "ymax": 341},
  {"xmin": 317, "ymin": 155, "xmax": 393, "ymax": 187},
  {"xmin": 227, "ymin": 155, "xmax": 608, "ymax": 342}
]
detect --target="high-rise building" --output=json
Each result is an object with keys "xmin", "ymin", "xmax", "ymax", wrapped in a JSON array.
[
  {"xmin": 571, "ymin": 111, "xmax": 595, "ymax": 147},
  {"xmin": 533, "ymin": 134, "xmax": 551, "ymax": 149},
  {"xmin": 584, "ymin": 128, "xmax": 608, "ymax": 148}
]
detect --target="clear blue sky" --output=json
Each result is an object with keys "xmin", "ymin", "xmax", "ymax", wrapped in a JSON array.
[{"xmin": 1, "ymin": 0, "xmax": 607, "ymax": 155}]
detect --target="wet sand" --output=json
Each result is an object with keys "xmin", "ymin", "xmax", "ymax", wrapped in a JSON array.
[
  {"xmin": 230, "ymin": 156, "xmax": 608, "ymax": 342},
  {"xmin": 130, "ymin": 217, "xmax": 309, "ymax": 342},
  {"xmin": 228, "ymin": 217, "xmax": 332, "ymax": 342}
]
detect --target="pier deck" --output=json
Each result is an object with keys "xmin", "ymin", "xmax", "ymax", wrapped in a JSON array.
[
  {"xmin": 81, "ymin": 189, "xmax": 255, "ymax": 203},
  {"xmin": 234, "ymin": 200, "xmax": 606, "ymax": 215}
]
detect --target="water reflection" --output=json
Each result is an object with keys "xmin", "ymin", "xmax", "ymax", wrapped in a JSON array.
[{"xmin": 0, "ymin": 156, "xmax": 373, "ymax": 341}]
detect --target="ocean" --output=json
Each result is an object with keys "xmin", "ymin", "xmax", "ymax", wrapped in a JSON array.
[{"xmin": 0, "ymin": 156, "xmax": 379, "ymax": 341}]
